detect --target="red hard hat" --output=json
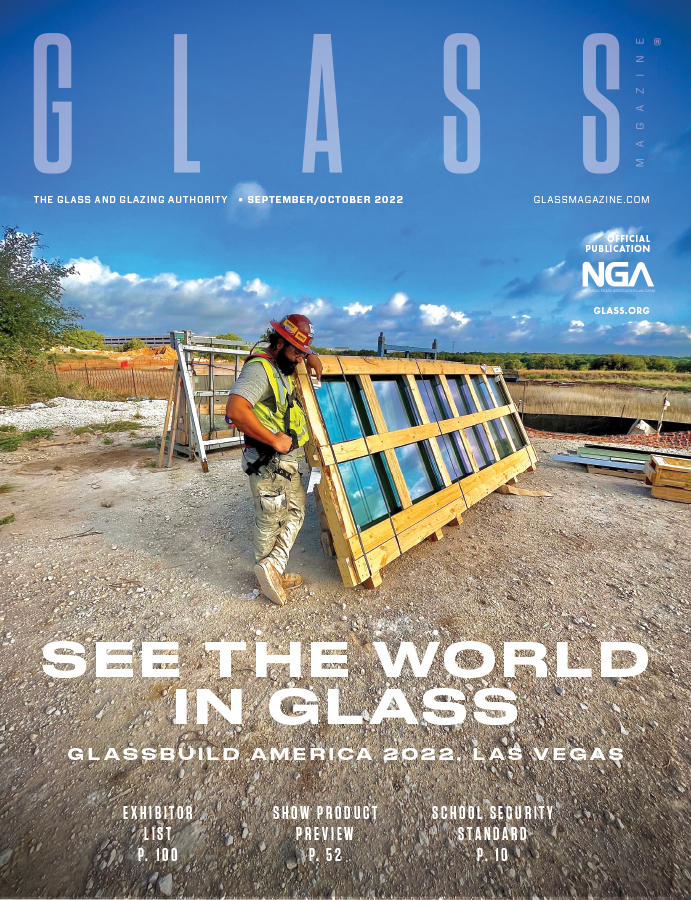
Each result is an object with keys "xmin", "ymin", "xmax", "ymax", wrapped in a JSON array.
[{"xmin": 270, "ymin": 314, "xmax": 315, "ymax": 353}]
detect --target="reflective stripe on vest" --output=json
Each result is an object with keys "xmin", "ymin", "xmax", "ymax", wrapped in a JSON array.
[{"xmin": 245, "ymin": 357, "xmax": 309, "ymax": 447}]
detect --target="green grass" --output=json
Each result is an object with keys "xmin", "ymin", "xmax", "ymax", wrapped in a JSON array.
[
  {"xmin": 0, "ymin": 428, "xmax": 53, "ymax": 452},
  {"xmin": 73, "ymin": 420, "xmax": 143, "ymax": 435},
  {"xmin": 0, "ymin": 484, "xmax": 15, "ymax": 493},
  {"xmin": 0, "ymin": 424, "xmax": 17, "ymax": 433},
  {"xmin": 519, "ymin": 369, "xmax": 691, "ymax": 392},
  {"xmin": 0, "ymin": 370, "xmax": 123, "ymax": 406},
  {"xmin": 103, "ymin": 436, "xmax": 114, "ymax": 445},
  {"xmin": 132, "ymin": 438, "xmax": 157, "ymax": 449},
  {"xmin": 23, "ymin": 428, "xmax": 53, "ymax": 440},
  {"xmin": 507, "ymin": 380, "xmax": 691, "ymax": 421},
  {"xmin": 0, "ymin": 513, "xmax": 16, "ymax": 527},
  {"xmin": 144, "ymin": 460, "xmax": 157, "ymax": 468},
  {"xmin": 0, "ymin": 435, "xmax": 22, "ymax": 451}
]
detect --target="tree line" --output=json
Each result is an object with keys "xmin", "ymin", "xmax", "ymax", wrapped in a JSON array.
[
  {"xmin": 435, "ymin": 351, "xmax": 691, "ymax": 373},
  {"xmin": 313, "ymin": 347, "xmax": 691, "ymax": 373}
]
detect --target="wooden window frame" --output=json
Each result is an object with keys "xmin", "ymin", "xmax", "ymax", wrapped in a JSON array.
[{"xmin": 296, "ymin": 357, "xmax": 537, "ymax": 588}]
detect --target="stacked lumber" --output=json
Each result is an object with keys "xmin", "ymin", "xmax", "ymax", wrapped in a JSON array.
[
  {"xmin": 644, "ymin": 455, "xmax": 691, "ymax": 504},
  {"xmin": 553, "ymin": 448, "xmax": 647, "ymax": 480},
  {"xmin": 553, "ymin": 444, "xmax": 691, "ymax": 480},
  {"xmin": 584, "ymin": 442, "xmax": 691, "ymax": 462},
  {"xmin": 580, "ymin": 446, "xmax": 653, "ymax": 480}
]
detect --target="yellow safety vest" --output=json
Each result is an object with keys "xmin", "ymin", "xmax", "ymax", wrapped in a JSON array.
[{"xmin": 246, "ymin": 355, "xmax": 309, "ymax": 448}]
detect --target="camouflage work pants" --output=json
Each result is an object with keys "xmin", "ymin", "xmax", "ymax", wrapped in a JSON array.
[{"xmin": 248, "ymin": 465, "xmax": 306, "ymax": 574}]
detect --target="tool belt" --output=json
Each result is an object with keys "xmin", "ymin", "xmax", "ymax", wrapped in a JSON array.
[
  {"xmin": 242, "ymin": 384, "xmax": 300, "ymax": 480},
  {"xmin": 243, "ymin": 435, "xmax": 295, "ymax": 481}
]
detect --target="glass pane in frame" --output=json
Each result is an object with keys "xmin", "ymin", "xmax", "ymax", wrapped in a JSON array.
[
  {"xmin": 464, "ymin": 425, "xmax": 494, "ymax": 468},
  {"xmin": 372, "ymin": 377, "xmax": 420, "ymax": 431},
  {"xmin": 394, "ymin": 441, "xmax": 442, "ymax": 503},
  {"xmin": 487, "ymin": 375, "xmax": 509, "ymax": 407},
  {"xmin": 338, "ymin": 453, "xmax": 401, "ymax": 529},
  {"xmin": 475, "ymin": 424, "xmax": 496, "ymax": 464},
  {"xmin": 436, "ymin": 432, "xmax": 473, "ymax": 481},
  {"xmin": 447, "ymin": 377, "xmax": 477, "ymax": 415},
  {"xmin": 470, "ymin": 374, "xmax": 494, "ymax": 410},
  {"xmin": 502, "ymin": 414, "xmax": 526, "ymax": 449},
  {"xmin": 417, "ymin": 377, "xmax": 453, "ymax": 420},
  {"xmin": 318, "ymin": 377, "xmax": 375, "ymax": 442},
  {"xmin": 487, "ymin": 418, "xmax": 513, "ymax": 458}
]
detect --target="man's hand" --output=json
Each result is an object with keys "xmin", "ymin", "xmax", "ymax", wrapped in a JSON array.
[
  {"xmin": 305, "ymin": 353, "xmax": 323, "ymax": 381},
  {"xmin": 271, "ymin": 431, "xmax": 294, "ymax": 455}
]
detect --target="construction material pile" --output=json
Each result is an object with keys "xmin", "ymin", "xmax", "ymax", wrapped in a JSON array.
[{"xmin": 644, "ymin": 455, "xmax": 691, "ymax": 504}]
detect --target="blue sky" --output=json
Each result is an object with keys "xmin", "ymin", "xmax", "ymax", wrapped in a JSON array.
[{"xmin": 1, "ymin": 0, "xmax": 690, "ymax": 354}]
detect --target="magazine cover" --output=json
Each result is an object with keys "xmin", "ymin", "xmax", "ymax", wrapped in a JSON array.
[{"xmin": 1, "ymin": 1, "xmax": 690, "ymax": 899}]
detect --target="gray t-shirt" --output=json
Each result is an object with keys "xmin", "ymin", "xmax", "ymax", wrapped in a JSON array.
[{"xmin": 230, "ymin": 359, "xmax": 299, "ymax": 470}]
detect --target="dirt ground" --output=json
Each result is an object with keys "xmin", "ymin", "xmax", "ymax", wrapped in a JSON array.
[{"xmin": 0, "ymin": 427, "xmax": 689, "ymax": 900}]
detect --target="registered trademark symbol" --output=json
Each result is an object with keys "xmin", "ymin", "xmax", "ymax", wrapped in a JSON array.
[{"xmin": 654, "ymin": 38, "xmax": 661, "ymax": 45}]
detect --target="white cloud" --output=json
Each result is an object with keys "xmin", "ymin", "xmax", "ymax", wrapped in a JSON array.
[
  {"xmin": 344, "ymin": 302, "xmax": 373, "ymax": 316},
  {"xmin": 386, "ymin": 291, "xmax": 409, "ymax": 314},
  {"xmin": 449, "ymin": 311, "xmax": 470, "ymax": 328},
  {"xmin": 613, "ymin": 320, "xmax": 691, "ymax": 344},
  {"xmin": 61, "ymin": 257, "xmax": 691, "ymax": 354},
  {"xmin": 419, "ymin": 303, "xmax": 450, "ymax": 327},
  {"xmin": 228, "ymin": 181, "xmax": 270, "ymax": 226},
  {"xmin": 243, "ymin": 277, "xmax": 271, "ymax": 298},
  {"xmin": 68, "ymin": 256, "xmax": 130, "ymax": 286},
  {"xmin": 298, "ymin": 298, "xmax": 329, "ymax": 318},
  {"xmin": 418, "ymin": 305, "xmax": 470, "ymax": 330}
]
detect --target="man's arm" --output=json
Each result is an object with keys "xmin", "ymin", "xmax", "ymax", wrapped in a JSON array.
[
  {"xmin": 305, "ymin": 353, "xmax": 323, "ymax": 381},
  {"xmin": 226, "ymin": 395, "xmax": 293, "ymax": 455}
]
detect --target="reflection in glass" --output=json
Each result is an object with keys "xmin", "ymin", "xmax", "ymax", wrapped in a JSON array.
[
  {"xmin": 476, "ymin": 424, "xmax": 495, "ymax": 463},
  {"xmin": 318, "ymin": 377, "xmax": 374, "ymax": 443},
  {"xmin": 487, "ymin": 376, "xmax": 508, "ymax": 407},
  {"xmin": 464, "ymin": 425, "xmax": 494, "ymax": 468},
  {"xmin": 502, "ymin": 415, "xmax": 526, "ymax": 449},
  {"xmin": 436, "ymin": 433, "xmax": 472, "ymax": 481},
  {"xmin": 394, "ymin": 441, "xmax": 441, "ymax": 502},
  {"xmin": 338, "ymin": 454, "xmax": 400, "ymax": 529},
  {"xmin": 372, "ymin": 378, "xmax": 419, "ymax": 431},
  {"xmin": 417, "ymin": 377, "xmax": 452, "ymax": 420},
  {"xmin": 488, "ymin": 418, "xmax": 513, "ymax": 458},
  {"xmin": 470, "ymin": 375, "xmax": 494, "ymax": 410},
  {"xmin": 447, "ymin": 377, "xmax": 477, "ymax": 415}
]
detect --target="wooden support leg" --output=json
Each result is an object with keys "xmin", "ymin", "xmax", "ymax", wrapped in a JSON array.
[
  {"xmin": 166, "ymin": 377, "xmax": 182, "ymax": 468},
  {"xmin": 315, "ymin": 491, "xmax": 337, "ymax": 558},
  {"xmin": 506, "ymin": 476, "xmax": 519, "ymax": 485},
  {"xmin": 157, "ymin": 362, "xmax": 179, "ymax": 468},
  {"xmin": 447, "ymin": 516, "xmax": 462, "ymax": 527},
  {"xmin": 428, "ymin": 529, "xmax": 444, "ymax": 542},
  {"xmin": 363, "ymin": 571, "xmax": 382, "ymax": 589},
  {"xmin": 320, "ymin": 532, "xmax": 336, "ymax": 557}
]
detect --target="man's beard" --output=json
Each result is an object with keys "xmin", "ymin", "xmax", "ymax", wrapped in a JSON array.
[{"xmin": 275, "ymin": 346, "xmax": 298, "ymax": 375}]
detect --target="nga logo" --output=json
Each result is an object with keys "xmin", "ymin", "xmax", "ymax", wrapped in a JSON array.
[{"xmin": 582, "ymin": 262, "xmax": 654, "ymax": 288}]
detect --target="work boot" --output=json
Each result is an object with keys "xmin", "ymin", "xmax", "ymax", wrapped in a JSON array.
[
  {"xmin": 254, "ymin": 559, "xmax": 287, "ymax": 607},
  {"xmin": 281, "ymin": 572, "xmax": 303, "ymax": 590}
]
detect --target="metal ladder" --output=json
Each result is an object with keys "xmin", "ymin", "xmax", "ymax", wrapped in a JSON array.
[{"xmin": 166, "ymin": 331, "xmax": 248, "ymax": 472}]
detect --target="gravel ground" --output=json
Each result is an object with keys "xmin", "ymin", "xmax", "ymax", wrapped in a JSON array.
[
  {"xmin": 0, "ymin": 398, "xmax": 168, "ymax": 431},
  {"xmin": 0, "ymin": 430, "xmax": 689, "ymax": 899}
]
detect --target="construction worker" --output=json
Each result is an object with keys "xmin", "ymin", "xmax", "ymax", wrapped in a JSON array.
[{"xmin": 225, "ymin": 314, "xmax": 322, "ymax": 606}]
